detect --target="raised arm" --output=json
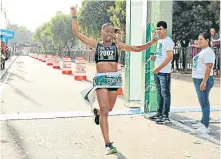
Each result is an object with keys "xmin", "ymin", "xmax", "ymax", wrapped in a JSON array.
[
  {"xmin": 116, "ymin": 32, "xmax": 158, "ymax": 52},
  {"xmin": 71, "ymin": 5, "xmax": 97, "ymax": 48}
]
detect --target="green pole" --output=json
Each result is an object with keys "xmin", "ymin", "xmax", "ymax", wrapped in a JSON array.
[{"xmin": 143, "ymin": 1, "xmax": 173, "ymax": 113}]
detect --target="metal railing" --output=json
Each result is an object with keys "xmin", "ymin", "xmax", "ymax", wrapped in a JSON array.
[
  {"xmin": 173, "ymin": 46, "xmax": 220, "ymax": 74},
  {"xmin": 58, "ymin": 46, "xmax": 220, "ymax": 76}
]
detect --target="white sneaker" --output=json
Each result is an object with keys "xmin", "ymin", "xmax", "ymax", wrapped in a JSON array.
[
  {"xmin": 192, "ymin": 122, "xmax": 204, "ymax": 129},
  {"xmin": 195, "ymin": 125, "xmax": 210, "ymax": 134}
]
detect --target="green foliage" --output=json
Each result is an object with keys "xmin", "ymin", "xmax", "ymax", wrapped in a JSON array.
[
  {"xmin": 108, "ymin": 0, "xmax": 126, "ymax": 42},
  {"xmin": 6, "ymin": 24, "xmax": 32, "ymax": 46},
  {"xmin": 32, "ymin": 26, "xmax": 42, "ymax": 42},
  {"xmin": 78, "ymin": 0, "xmax": 115, "ymax": 40},
  {"xmin": 18, "ymin": 0, "xmax": 220, "ymax": 50},
  {"xmin": 32, "ymin": 11, "xmax": 74, "ymax": 50},
  {"xmin": 50, "ymin": 12, "xmax": 72, "ymax": 48},
  {"xmin": 207, "ymin": 1, "xmax": 220, "ymax": 28},
  {"xmin": 172, "ymin": 1, "xmax": 220, "ymax": 44}
]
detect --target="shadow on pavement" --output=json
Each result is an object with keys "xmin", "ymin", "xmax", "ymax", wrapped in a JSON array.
[
  {"xmin": 1, "ymin": 108, "xmax": 29, "ymax": 158},
  {"xmin": 8, "ymin": 72, "xmax": 31, "ymax": 83},
  {"xmin": 146, "ymin": 113, "xmax": 220, "ymax": 145},
  {"xmin": 6, "ymin": 76, "xmax": 14, "ymax": 83},
  {"xmin": 4, "ymin": 121, "xmax": 30, "ymax": 159},
  {"xmin": 17, "ymin": 69, "xmax": 28, "ymax": 74},
  {"xmin": 114, "ymin": 151, "xmax": 127, "ymax": 159},
  {"xmin": 17, "ymin": 65, "xmax": 23, "ymax": 68},
  {"xmin": 15, "ymin": 61, "xmax": 24, "ymax": 64},
  {"xmin": 8, "ymin": 83, "xmax": 42, "ymax": 107},
  {"xmin": 170, "ymin": 113, "xmax": 220, "ymax": 141}
]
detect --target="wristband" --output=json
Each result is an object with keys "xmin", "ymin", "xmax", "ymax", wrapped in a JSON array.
[{"xmin": 72, "ymin": 16, "xmax": 77, "ymax": 19}]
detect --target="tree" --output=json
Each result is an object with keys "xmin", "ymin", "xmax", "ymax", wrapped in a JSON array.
[
  {"xmin": 50, "ymin": 12, "xmax": 73, "ymax": 50},
  {"xmin": 40, "ymin": 22, "xmax": 53, "ymax": 50},
  {"xmin": 108, "ymin": 0, "xmax": 126, "ymax": 42},
  {"xmin": 32, "ymin": 26, "xmax": 43, "ymax": 42},
  {"xmin": 32, "ymin": 11, "xmax": 75, "ymax": 51},
  {"xmin": 207, "ymin": 1, "xmax": 220, "ymax": 31},
  {"xmin": 172, "ymin": 1, "xmax": 220, "ymax": 46},
  {"xmin": 6, "ymin": 24, "xmax": 32, "ymax": 47},
  {"xmin": 78, "ymin": 0, "xmax": 115, "ymax": 40}
]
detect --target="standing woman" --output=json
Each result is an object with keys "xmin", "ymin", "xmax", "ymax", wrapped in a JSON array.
[
  {"xmin": 70, "ymin": 5, "xmax": 157, "ymax": 155},
  {"xmin": 192, "ymin": 32, "xmax": 215, "ymax": 134}
]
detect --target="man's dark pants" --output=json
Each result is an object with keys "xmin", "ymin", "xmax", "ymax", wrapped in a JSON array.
[{"xmin": 154, "ymin": 73, "xmax": 171, "ymax": 117}]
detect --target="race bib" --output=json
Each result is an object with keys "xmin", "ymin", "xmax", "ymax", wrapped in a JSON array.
[{"xmin": 98, "ymin": 46, "xmax": 117, "ymax": 61}]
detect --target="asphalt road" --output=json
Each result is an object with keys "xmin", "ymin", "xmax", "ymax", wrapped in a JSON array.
[{"xmin": 0, "ymin": 56, "xmax": 220, "ymax": 159}]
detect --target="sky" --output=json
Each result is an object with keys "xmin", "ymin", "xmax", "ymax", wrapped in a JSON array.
[{"xmin": 1, "ymin": 0, "xmax": 82, "ymax": 32}]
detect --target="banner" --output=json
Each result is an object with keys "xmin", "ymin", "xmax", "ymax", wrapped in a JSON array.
[
  {"xmin": 0, "ymin": 29, "xmax": 14, "ymax": 39},
  {"xmin": 0, "ymin": 29, "xmax": 14, "ymax": 45}
]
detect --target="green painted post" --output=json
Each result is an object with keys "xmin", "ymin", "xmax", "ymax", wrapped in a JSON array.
[
  {"xmin": 126, "ymin": 0, "xmax": 172, "ymax": 112},
  {"xmin": 143, "ymin": 1, "xmax": 173, "ymax": 113},
  {"xmin": 144, "ymin": 23, "xmax": 158, "ymax": 113}
]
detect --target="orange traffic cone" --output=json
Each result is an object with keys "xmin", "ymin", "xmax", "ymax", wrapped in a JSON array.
[
  {"xmin": 74, "ymin": 57, "xmax": 87, "ymax": 80},
  {"xmin": 62, "ymin": 56, "xmax": 72, "ymax": 74},
  {"xmin": 53, "ymin": 55, "xmax": 60, "ymax": 69},
  {"xmin": 46, "ymin": 54, "xmax": 53, "ymax": 66},
  {"xmin": 41, "ymin": 54, "xmax": 46, "ymax": 62},
  {"xmin": 38, "ymin": 54, "xmax": 42, "ymax": 61}
]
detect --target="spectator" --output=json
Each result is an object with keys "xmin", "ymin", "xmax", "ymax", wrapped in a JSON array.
[
  {"xmin": 192, "ymin": 32, "xmax": 215, "ymax": 134},
  {"xmin": 210, "ymin": 28, "xmax": 220, "ymax": 77},
  {"xmin": 180, "ymin": 40, "xmax": 189, "ymax": 71},
  {"xmin": 5, "ymin": 45, "xmax": 9, "ymax": 60},
  {"xmin": 1, "ymin": 41, "xmax": 6, "ymax": 69},
  {"xmin": 210, "ymin": 28, "xmax": 220, "ymax": 42},
  {"xmin": 172, "ymin": 41, "xmax": 180, "ymax": 72}
]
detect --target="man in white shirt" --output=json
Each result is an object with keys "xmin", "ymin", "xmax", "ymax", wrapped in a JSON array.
[{"xmin": 149, "ymin": 21, "xmax": 174, "ymax": 124}]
